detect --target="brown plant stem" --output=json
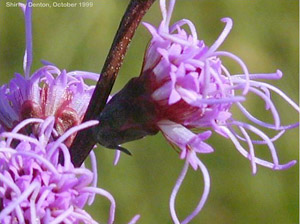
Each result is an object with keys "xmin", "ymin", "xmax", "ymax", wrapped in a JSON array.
[{"xmin": 70, "ymin": 0, "xmax": 156, "ymax": 167}]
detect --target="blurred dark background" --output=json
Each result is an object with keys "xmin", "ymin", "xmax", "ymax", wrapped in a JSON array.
[{"xmin": 0, "ymin": 0, "xmax": 298, "ymax": 223}]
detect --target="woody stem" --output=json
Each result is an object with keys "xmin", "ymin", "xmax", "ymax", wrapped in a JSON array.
[{"xmin": 70, "ymin": 0, "xmax": 156, "ymax": 167}]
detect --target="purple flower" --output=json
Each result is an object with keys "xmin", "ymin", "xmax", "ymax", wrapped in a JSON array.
[
  {"xmin": 0, "ymin": 65, "xmax": 100, "ymax": 146},
  {"xmin": 158, "ymin": 120, "xmax": 213, "ymax": 170},
  {"xmin": 0, "ymin": 2, "xmax": 141, "ymax": 223},
  {"xmin": 93, "ymin": 0, "xmax": 299, "ymax": 223},
  {"xmin": 143, "ymin": 0, "xmax": 299, "ymax": 167},
  {"xmin": 0, "ymin": 117, "xmax": 116, "ymax": 223},
  {"xmin": 139, "ymin": 0, "xmax": 299, "ymax": 222},
  {"xmin": 0, "ymin": 1, "xmax": 100, "ymax": 146}
]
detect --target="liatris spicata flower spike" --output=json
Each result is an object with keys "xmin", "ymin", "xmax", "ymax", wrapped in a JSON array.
[
  {"xmin": 0, "ymin": 116, "xmax": 117, "ymax": 224},
  {"xmin": 0, "ymin": 1, "xmax": 100, "ymax": 146},
  {"xmin": 93, "ymin": 0, "xmax": 299, "ymax": 222}
]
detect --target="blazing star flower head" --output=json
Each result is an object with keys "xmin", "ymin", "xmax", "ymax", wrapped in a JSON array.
[
  {"xmin": 141, "ymin": 0, "xmax": 299, "ymax": 169},
  {"xmin": 144, "ymin": 0, "xmax": 299, "ymax": 222},
  {"xmin": 93, "ymin": 0, "xmax": 299, "ymax": 223},
  {"xmin": 0, "ymin": 117, "xmax": 116, "ymax": 224},
  {"xmin": 0, "ymin": 66, "xmax": 100, "ymax": 146},
  {"xmin": 0, "ymin": 1, "xmax": 100, "ymax": 147},
  {"xmin": 142, "ymin": 0, "xmax": 299, "ymax": 222}
]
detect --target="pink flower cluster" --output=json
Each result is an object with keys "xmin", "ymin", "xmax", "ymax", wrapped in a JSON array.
[
  {"xmin": 0, "ymin": 0, "xmax": 298, "ymax": 223},
  {"xmin": 0, "ymin": 65, "xmax": 99, "ymax": 146},
  {"xmin": 138, "ymin": 0, "xmax": 299, "ymax": 222},
  {"xmin": 0, "ymin": 116, "xmax": 116, "ymax": 224},
  {"xmin": 0, "ymin": 1, "xmax": 119, "ymax": 223}
]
